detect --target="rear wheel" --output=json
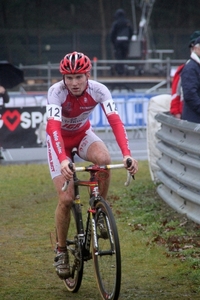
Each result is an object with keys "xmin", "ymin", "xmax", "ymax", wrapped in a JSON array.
[
  {"xmin": 63, "ymin": 205, "xmax": 84, "ymax": 293},
  {"xmin": 92, "ymin": 199, "xmax": 121, "ymax": 300}
]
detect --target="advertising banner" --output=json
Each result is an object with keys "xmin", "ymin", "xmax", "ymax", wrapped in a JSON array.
[
  {"xmin": 0, "ymin": 106, "xmax": 47, "ymax": 148},
  {"xmin": 0, "ymin": 92, "xmax": 159, "ymax": 148}
]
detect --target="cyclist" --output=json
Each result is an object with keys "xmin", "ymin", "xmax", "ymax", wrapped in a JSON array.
[{"xmin": 46, "ymin": 51, "xmax": 138, "ymax": 280}]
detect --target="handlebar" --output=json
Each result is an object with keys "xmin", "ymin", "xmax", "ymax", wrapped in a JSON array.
[{"xmin": 62, "ymin": 162, "xmax": 134, "ymax": 192}]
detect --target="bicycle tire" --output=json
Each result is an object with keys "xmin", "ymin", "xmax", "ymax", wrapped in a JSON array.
[
  {"xmin": 63, "ymin": 204, "xmax": 84, "ymax": 293},
  {"xmin": 92, "ymin": 198, "xmax": 121, "ymax": 300}
]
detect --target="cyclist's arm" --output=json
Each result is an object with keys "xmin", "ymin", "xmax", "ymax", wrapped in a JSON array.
[
  {"xmin": 101, "ymin": 99, "xmax": 138, "ymax": 175},
  {"xmin": 107, "ymin": 113, "xmax": 131, "ymax": 156},
  {"xmin": 46, "ymin": 104, "xmax": 66, "ymax": 163},
  {"xmin": 101, "ymin": 99, "xmax": 131, "ymax": 157},
  {"xmin": 60, "ymin": 159, "xmax": 74, "ymax": 181}
]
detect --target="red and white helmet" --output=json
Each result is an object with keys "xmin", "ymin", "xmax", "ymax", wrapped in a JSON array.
[{"xmin": 59, "ymin": 51, "xmax": 92, "ymax": 74}]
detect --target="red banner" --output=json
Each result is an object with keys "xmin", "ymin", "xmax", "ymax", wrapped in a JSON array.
[{"xmin": 0, "ymin": 106, "xmax": 47, "ymax": 148}]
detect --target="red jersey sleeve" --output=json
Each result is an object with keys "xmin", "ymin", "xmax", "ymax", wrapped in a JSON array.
[
  {"xmin": 46, "ymin": 119, "xmax": 66, "ymax": 163},
  {"xmin": 106, "ymin": 113, "xmax": 131, "ymax": 157}
]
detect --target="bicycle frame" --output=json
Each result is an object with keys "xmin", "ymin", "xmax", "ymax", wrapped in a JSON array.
[
  {"xmin": 63, "ymin": 151, "xmax": 133, "ymax": 299},
  {"xmin": 72, "ymin": 165, "xmax": 107, "ymax": 260},
  {"xmin": 71, "ymin": 161, "xmax": 131, "ymax": 258}
]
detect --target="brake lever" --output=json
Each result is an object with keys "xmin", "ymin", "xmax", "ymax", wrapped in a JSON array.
[
  {"xmin": 124, "ymin": 172, "xmax": 132, "ymax": 187},
  {"xmin": 126, "ymin": 158, "xmax": 135, "ymax": 180}
]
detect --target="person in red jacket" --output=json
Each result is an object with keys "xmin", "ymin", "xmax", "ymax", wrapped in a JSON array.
[
  {"xmin": 170, "ymin": 64, "xmax": 184, "ymax": 118},
  {"xmin": 170, "ymin": 30, "xmax": 200, "ymax": 118}
]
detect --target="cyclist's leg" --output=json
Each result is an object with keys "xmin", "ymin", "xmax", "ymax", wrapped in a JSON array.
[
  {"xmin": 87, "ymin": 141, "xmax": 111, "ymax": 199},
  {"xmin": 53, "ymin": 177, "xmax": 75, "ymax": 279},
  {"xmin": 53, "ymin": 175, "xmax": 74, "ymax": 248},
  {"xmin": 47, "ymin": 135, "xmax": 75, "ymax": 248},
  {"xmin": 47, "ymin": 135, "xmax": 74, "ymax": 279}
]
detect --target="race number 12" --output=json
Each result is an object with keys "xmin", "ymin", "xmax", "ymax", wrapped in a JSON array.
[{"xmin": 47, "ymin": 104, "xmax": 62, "ymax": 121}]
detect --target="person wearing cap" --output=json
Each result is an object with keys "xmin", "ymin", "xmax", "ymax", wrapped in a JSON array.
[
  {"xmin": 181, "ymin": 36, "xmax": 200, "ymax": 123},
  {"xmin": 170, "ymin": 31, "xmax": 200, "ymax": 119},
  {"xmin": 110, "ymin": 9, "xmax": 133, "ymax": 75}
]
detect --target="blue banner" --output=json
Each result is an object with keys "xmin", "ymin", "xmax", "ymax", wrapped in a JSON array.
[{"xmin": 90, "ymin": 93, "xmax": 158, "ymax": 128}]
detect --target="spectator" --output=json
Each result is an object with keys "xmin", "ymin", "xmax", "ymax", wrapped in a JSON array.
[
  {"xmin": 181, "ymin": 36, "xmax": 200, "ymax": 123},
  {"xmin": 0, "ymin": 86, "xmax": 9, "ymax": 106},
  {"xmin": 110, "ymin": 9, "xmax": 133, "ymax": 75},
  {"xmin": 170, "ymin": 30, "xmax": 200, "ymax": 119}
]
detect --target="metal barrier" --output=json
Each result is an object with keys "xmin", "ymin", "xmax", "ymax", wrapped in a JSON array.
[
  {"xmin": 19, "ymin": 58, "xmax": 185, "ymax": 92},
  {"xmin": 155, "ymin": 112, "xmax": 200, "ymax": 224}
]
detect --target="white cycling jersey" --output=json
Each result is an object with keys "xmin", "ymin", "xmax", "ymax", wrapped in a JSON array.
[
  {"xmin": 47, "ymin": 79, "xmax": 118, "ymax": 132},
  {"xmin": 46, "ymin": 79, "xmax": 131, "ymax": 165}
]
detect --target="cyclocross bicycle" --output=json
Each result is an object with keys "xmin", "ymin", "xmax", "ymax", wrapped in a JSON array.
[{"xmin": 56, "ymin": 148, "xmax": 133, "ymax": 300}]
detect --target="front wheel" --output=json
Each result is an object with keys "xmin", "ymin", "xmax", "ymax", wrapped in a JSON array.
[
  {"xmin": 63, "ymin": 204, "xmax": 84, "ymax": 293},
  {"xmin": 92, "ymin": 199, "xmax": 121, "ymax": 300}
]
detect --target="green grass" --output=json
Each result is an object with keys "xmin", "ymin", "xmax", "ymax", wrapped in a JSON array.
[{"xmin": 0, "ymin": 161, "xmax": 200, "ymax": 299}]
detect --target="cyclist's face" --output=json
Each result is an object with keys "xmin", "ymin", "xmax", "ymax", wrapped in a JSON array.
[{"xmin": 64, "ymin": 73, "xmax": 89, "ymax": 96}]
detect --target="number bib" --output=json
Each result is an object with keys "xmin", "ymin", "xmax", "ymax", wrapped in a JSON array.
[
  {"xmin": 102, "ymin": 99, "xmax": 118, "ymax": 115},
  {"xmin": 47, "ymin": 104, "xmax": 62, "ymax": 121}
]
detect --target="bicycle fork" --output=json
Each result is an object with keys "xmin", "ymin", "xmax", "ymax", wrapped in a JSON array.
[
  {"xmin": 91, "ymin": 202, "xmax": 116, "ymax": 257},
  {"xmin": 81, "ymin": 201, "xmax": 99, "ymax": 259},
  {"xmin": 89, "ymin": 209, "xmax": 99, "ymax": 254}
]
